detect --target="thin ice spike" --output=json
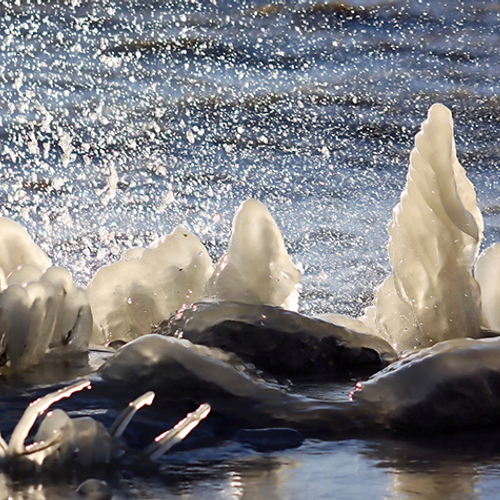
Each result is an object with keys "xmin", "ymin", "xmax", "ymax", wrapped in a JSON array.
[
  {"xmin": 145, "ymin": 403, "xmax": 210, "ymax": 461},
  {"xmin": 109, "ymin": 391, "xmax": 155, "ymax": 438},
  {"xmin": 23, "ymin": 430, "xmax": 64, "ymax": 455},
  {"xmin": 8, "ymin": 380, "xmax": 91, "ymax": 456}
]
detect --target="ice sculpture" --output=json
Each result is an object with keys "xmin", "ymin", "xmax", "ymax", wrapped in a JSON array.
[
  {"xmin": 374, "ymin": 104, "xmax": 483, "ymax": 352},
  {"xmin": 0, "ymin": 282, "xmax": 57, "ymax": 372},
  {"xmin": 0, "ymin": 266, "xmax": 92, "ymax": 372},
  {"xmin": 88, "ymin": 227, "xmax": 213, "ymax": 345},
  {"xmin": 475, "ymin": 243, "xmax": 500, "ymax": 331},
  {"xmin": 204, "ymin": 199, "xmax": 301, "ymax": 310}
]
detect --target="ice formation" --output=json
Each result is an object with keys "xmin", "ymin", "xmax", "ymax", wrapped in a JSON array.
[
  {"xmin": 88, "ymin": 227, "xmax": 213, "ymax": 344},
  {"xmin": 0, "ymin": 103, "xmax": 495, "ymax": 381},
  {"xmin": 0, "ymin": 265, "xmax": 92, "ymax": 372},
  {"xmin": 372, "ymin": 103, "xmax": 483, "ymax": 352},
  {"xmin": 204, "ymin": 199, "xmax": 301, "ymax": 310},
  {"xmin": 0, "ymin": 218, "xmax": 51, "ymax": 290},
  {"xmin": 0, "ymin": 380, "xmax": 210, "ymax": 469},
  {"xmin": 100, "ymin": 334, "xmax": 288, "ymax": 405},
  {"xmin": 40, "ymin": 267, "xmax": 93, "ymax": 351},
  {"xmin": 88, "ymin": 200, "xmax": 300, "ymax": 345}
]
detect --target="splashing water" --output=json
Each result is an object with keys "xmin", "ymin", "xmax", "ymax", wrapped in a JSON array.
[{"xmin": 1, "ymin": 0, "xmax": 498, "ymax": 320}]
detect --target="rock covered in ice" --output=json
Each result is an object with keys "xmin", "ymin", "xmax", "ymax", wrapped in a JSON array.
[
  {"xmin": 35, "ymin": 408, "xmax": 112, "ymax": 467},
  {"xmin": 351, "ymin": 336, "xmax": 500, "ymax": 431},
  {"xmin": 0, "ymin": 265, "xmax": 91, "ymax": 372},
  {"xmin": 475, "ymin": 243, "xmax": 500, "ymax": 332},
  {"xmin": 204, "ymin": 199, "xmax": 301, "ymax": 310},
  {"xmin": 100, "ymin": 334, "xmax": 283, "ymax": 399},
  {"xmin": 374, "ymin": 104, "xmax": 483, "ymax": 352},
  {"xmin": 0, "ymin": 217, "xmax": 51, "ymax": 278},
  {"xmin": 88, "ymin": 227, "xmax": 213, "ymax": 345},
  {"xmin": 162, "ymin": 301, "xmax": 396, "ymax": 379}
]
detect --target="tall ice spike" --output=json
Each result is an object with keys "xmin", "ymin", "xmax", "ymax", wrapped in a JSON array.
[{"xmin": 374, "ymin": 104, "xmax": 483, "ymax": 352}]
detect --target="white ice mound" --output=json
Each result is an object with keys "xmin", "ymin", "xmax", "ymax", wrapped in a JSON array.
[
  {"xmin": 0, "ymin": 266, "xmax": 92, "ymax": 372},
  {"xmin": 374, "ymin": 103, "xmax": 483, "ymax": 352},
  {"xmin": 0, "ymin": 218, "xmax": 51, "ymax": 278},
  {"xmin": 204, "ymin": 199, "xmax": 301, "ymax": 310},
  {"xmin": 475, "ymin": 243, "xmax": 500, "ymax": 331},
  {"xmin": 88, "ymin": 227, "xmax": 213, "ymax": 345}
]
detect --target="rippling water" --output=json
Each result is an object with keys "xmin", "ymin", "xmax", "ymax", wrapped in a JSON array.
[{"xmin": 0, "ymin": 0, "xmax": 500, "ymax": 498}]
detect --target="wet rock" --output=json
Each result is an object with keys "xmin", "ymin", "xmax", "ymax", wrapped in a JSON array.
[
  {"xmin": 235, "ymin": 427, "xmax": 304, "ymax": 451},
  {"xmin": 161, "ymin": 301, "xmax": 396, "ymax": 379}
]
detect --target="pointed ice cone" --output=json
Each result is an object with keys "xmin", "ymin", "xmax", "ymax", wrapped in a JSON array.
[
  {"xmin": 204, "ymin": 199, "xmax": 300, "ymax": 310},
  {"xmin": 374, "ymin": 104, "xmax": 483, "ymax": 352}
]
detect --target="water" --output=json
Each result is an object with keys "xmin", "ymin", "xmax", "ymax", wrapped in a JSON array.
[{"xmin": 0, "ymin": 0, "xmax": 499, "ymax": 498}]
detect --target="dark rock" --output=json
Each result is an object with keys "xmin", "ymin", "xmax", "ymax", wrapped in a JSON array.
[
  {"xmin": 235, "ymin": 427, "xmax": 304, "ymax": 451},
  {"xmin": 160, "ymin": 301, "xmax": 396, "ymax": 380}
]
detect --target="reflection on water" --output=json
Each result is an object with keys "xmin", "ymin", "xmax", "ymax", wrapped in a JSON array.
[
  {"xmin": 1, "ymin": 428, "xmax": 500, "ymax": 498},
  {"xmin": 157, "ymin": 434, "xmax": 500, "ymax": 500}
]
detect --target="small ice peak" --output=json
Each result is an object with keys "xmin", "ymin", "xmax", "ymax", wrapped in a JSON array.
[{"xmin": 204, "ymin": 199, "xmax": 301, "ymax": 310}]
